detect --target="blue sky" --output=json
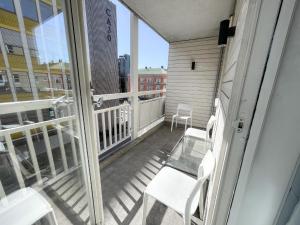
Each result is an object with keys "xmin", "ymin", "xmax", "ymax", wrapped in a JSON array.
[{"xmin": 111, "ymin": 0, "xmax": 169, "ymax": 69}]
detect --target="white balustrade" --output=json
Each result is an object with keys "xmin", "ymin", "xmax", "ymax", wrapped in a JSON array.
[
  {"xmin": 94, "ymin": 103, "xmax": 131, "ymax": 154},
  {"xmin": 0, "ymin": 116, "xmax": 76, "ymax": 189},
  {"xmin": 139, "ymin": 96, "xmax": 165, "ymax": 130},
  {"xmin": 0, "ymin": 89, "xmax": 166, "ymax": 192}
]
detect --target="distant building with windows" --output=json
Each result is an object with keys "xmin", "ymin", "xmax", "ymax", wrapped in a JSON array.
[
  {"xmin": 118, "ymin": 54, "xmax": 130, "ymax": 92},
  {"xmin": 0, "ymin": 0, "xmax": 70, "ymax": 102},
  {"xmin": 138, "ymin": 67, "xmax": 167, "ymax": 92}
]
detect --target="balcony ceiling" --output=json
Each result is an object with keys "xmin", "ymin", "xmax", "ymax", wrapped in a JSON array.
[{"xmin": 120, "ymin": 0, "xmax": 235, "ymax": 42}]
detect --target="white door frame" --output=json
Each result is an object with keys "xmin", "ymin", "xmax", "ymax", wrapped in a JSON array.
[
  {"xmin": 226, "ymin": 0, "xmax": 298, "ymax": 224},
  {"xmin": 206, "ymin": 0, "xmax": 296, "ymax": 225},
  {"xmin": 64, "ymin": 0, "xmax": 104, "ymax": 224}
]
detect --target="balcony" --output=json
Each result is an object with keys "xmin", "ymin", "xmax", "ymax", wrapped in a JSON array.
[
  {"xmin": 0, "ymin": 0, "xmax": 254, "ymax": 224},
  {"xmin": 0, "ymin": 92, "xmax": 201, "ymax": 225}
]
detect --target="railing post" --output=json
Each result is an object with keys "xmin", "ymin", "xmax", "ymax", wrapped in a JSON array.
[
  {"xmin": 130, "ymin": 13, "xmax": 139, "ymax": 139},
  {"xmin": 0, "ymin": 180, "xmax": 6, "ymax": 200},
  {"xmin": 25, "ymin": 130, "xmax": 42, "ymax": 185},
  {"xmin": 5, "ymin": 133, "xmax": 25, "ymax": 189}
]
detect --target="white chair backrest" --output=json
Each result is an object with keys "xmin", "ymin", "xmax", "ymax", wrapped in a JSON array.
[
  {"xmin": 206, "ymin": 115, "xmax": 216, "ymax": 142},
  {"xmin": 197, "ymin": 150, "xmax": 215, "ymax": 179},
  {"xmin": 185, "ymin": 150, "xmax": 215, "ymax": 215},
  {"xmin": 214, "ymin": 98, "xmax": 220, "ymax": 108},
  {"xmin": 177, "ymin": 103, "xmax": 192, "ymax": 116}
]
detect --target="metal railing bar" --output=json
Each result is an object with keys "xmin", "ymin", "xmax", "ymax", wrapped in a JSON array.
[
  {"xmin": 108, "ymin": 110, "xmax": 112, "ymax": 146},
  {"xmin": 0, "ymin": 116, "xmax": 76, "ymax": 136},
  {"xmin": 25, "ymin": 129, "xmax": 42, "ymax": 185},
  {"xmin": 42, "ymin": 126, "xmax": 56, "ymax": 177},
  {"xmin": 101, "ymin": 112, "xmax": 107, "ymax": 150},
  {"xmin": 113, "ymin": 109, "xmax": 117, "ymax": 144},
  {"xmin": 57, "ymin": 125, "xmax": 68, "ymax": 171},
  {"xmin": 5, "ymin": 133, "xmax": 25, "ymax": 188}
]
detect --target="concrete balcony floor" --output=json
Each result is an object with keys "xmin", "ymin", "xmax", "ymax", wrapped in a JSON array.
[{"xmin": 43, "ymin": 123, "xmax": 200, "ymax": 225}]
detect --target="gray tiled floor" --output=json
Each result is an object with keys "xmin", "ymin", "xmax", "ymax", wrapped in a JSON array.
[{"xmin": 100, "ymin": 124, "xmax": 188, "ymax": 225}]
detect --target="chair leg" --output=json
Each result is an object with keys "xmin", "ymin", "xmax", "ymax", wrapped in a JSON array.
[
  {"xmin": 184, "ymin": 119, "xmax": 187, "ymax": 131},
  {"xmin": 142, "ymin": 194, "xmax": 149, "ymax": 225},
  {"xmin": 171, "ymin": 117, "xmax": 175, "ymax": 132},
  {"xmin": 47, "ymin": 210, "xmax": 58, "ymax": 225},
  {"xmin": 176, "ymin": 117, "xmax": 178, "ymax": 127},
  {"xmin": 190, "ymin": 117, "xmax": 192, "ymax": 128},
  {"xmin": 183, "ymin": 214, "xmax": 191, "ymax": 225}
]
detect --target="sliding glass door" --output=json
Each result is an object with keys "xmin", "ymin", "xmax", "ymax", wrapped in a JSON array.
[{"xmin": 0, "ymin": 0, "xmax": 102, "ymax": 224}]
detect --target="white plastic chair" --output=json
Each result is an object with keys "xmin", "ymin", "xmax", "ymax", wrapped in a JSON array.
[
  {"xmin": 171, "ymin": 104, "xmax": 193, "ymax": 132},
  {"xmin": 142, "ymin": 150, "xmax": 215, "ymax": 225},
  {"xmin": 0, "ymin": 187, "xmax": 58, "ymax": 225},
  {"xmin": 183, "ymin": 115, "xmax": 216, "ymax": 151}
]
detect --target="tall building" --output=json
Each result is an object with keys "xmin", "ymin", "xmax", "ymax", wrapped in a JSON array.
[
  {"xmin": 85, "ymin": 0, "xmax": 119, "ymax": 97},
  {"xmin": 118, "ymin": 54, "xmax": 130, "ymax": 92}
]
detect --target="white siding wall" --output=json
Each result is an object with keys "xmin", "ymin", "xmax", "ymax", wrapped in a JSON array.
[
  {"xmin": 165, "ymin": 37, "xmax": 221, "ymax": 128},
  {"xmin": 205, "ymin": 0, "xmax": 251, "ymax": 224},
  {"xmin": 219, "ymin": 0, "xmax": 248, "ymax": 117}
]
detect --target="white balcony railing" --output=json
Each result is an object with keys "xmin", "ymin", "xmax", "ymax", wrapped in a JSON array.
[
  {"xmin": 93, "ymin": 89, "xmax": 166, "ymax": 155},
  {"xmin": 0, "ymin": 115, "xmax": 77, "ymax": 190},
  {"xmin": 94, "ymin": 103, "xmax": 131, "ymax": 155},
  {"xmin": 0, "ymin": 89, "xmax": 165, "ymax": 196}
]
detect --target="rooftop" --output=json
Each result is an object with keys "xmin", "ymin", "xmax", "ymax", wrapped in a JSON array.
[{"xmin": 138, "ymin": 68, "xmax": 167, "ymax": 75}]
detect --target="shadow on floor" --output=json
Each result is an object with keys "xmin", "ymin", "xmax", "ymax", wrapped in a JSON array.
[{"xmin": 101, "ymin": 124, "xmax": 186, "ymax": 225}]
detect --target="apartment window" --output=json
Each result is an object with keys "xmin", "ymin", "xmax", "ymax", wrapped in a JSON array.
[
  {"xmin": 40, "ymin": 1, "xmax": 53, "ymax": 22},
  {"xmin": 0, "ymin": 0, "xmax": 15, "ymax": 12},
  {"xmin": 20, "ymin": 0, "xmax": 38, "ymax": 21},
  {"xmin": 30, "ymin": 49, "xmax": 38, "ymax": 57},
  {"xmin": 5, "ymin": 45, "xmax": 24, "ymax": 55},
  {"xmin": 6, "ymin": 45, "xmax": 14, "ymax": 54},
  {"xmin": 55, "ymin": 78, "xmax": 61, "ymax": 84},
  {"xmin": 13, "ymin": 74, "xmax": 20, "ymax": 83}
]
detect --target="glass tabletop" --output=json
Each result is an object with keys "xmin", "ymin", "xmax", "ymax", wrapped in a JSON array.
[{"xmin": 165, "ymin": 136, "xmax": 207, "ymax": 177}]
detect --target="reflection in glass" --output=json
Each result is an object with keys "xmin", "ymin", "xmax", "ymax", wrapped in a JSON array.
[{"xmin": 0, "ymin": 1, "xmax": 92, "ymax": 224}]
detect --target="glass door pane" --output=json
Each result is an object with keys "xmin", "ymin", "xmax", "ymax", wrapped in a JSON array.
[{"xmin": 0, "ymin": 0, "xmax": 94, "ymax": 224}]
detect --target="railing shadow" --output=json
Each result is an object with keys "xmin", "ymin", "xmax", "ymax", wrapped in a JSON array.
[{"xmin": 101, "ymin": 124, "xmax": 184, "ymax": 225}]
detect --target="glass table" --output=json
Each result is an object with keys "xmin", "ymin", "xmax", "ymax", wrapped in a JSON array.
[{"xmin": 164, "ymin": 135, "xmax": 207, "ymax": 177}]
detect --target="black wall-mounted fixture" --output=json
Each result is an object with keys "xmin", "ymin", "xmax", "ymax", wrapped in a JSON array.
[
  {"xmin": 218, "ymin": 19, "xmax": 236, "ymax": 46},
  {"xmin": 191, "ymin": 61, "xmax": 196, "ymax": 70}
]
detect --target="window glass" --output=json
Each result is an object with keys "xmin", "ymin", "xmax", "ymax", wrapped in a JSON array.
[
  {"xmin": 0, "ymin": 0, "xmax": 15, "ymax": 12},
  {"xmin": 138, "ymin": 20, "xmax": 168, "ymax": 98},
  {"xmin": 40, "ymin": 1, "xmax": 53, "ymax": 22},
  {"xmin": 13, "ymin": 74, "xmax": 20, "ymax": 83},
  {"xmin": 20, "ymin": 0, "xmax": 38, "ymax": 21},
  {"xmin": 0, "ymin": 1, "xmax": 95, "ymax": 224}
]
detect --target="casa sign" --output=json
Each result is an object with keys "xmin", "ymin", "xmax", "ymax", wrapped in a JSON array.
[{"xmin": 106, "ymin": 8, "xmax": 112, "ymax": 42}]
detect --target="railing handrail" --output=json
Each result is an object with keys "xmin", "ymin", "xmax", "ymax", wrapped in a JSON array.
[
  {"xmin": 93, "ymin": 102, "xmax": 130, "ymax": 114},
  {"xmin": 139, "ymin": 96, "xmax": 166, "ymax": 104},
  {"xmin": 93, "ymin": 89, "xmax": 166, "ymax": 102},
  {"xmin": 0, "ymin": 115, "xmax": 75, "ymax": 136},
  {"xmin": 0, "ymin": 97, "xmax": 74, "ymax": 115}
]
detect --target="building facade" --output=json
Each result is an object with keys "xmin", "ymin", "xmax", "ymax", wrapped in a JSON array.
[
  {"xmin": 0, "ymin": 0, "xmax": 71, "ymax": 103},
  {"xmin": 138, "ymin": 67, "xmax": 167, "ymax": 92},
  {"xmin": 85, "ymin": 0, "xmax": 119, "ymax": 97}
]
